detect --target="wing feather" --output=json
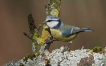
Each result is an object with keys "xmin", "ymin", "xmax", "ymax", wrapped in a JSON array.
[{"xmin": 60, "ymin": 24, "xmax": 81, "ymax": 36}]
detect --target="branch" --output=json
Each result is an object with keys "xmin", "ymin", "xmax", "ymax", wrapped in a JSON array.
[
  {"xmin": 46, "ymin": 0, "xmax": 61, "ymax": 17},
  {"xmin": 4, "ymin": 46, "xmax": 106, "ymax": 66}
]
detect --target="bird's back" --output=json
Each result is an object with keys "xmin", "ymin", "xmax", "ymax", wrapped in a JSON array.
[{"xmin": 60, "ymin": 24, "xmax": 81, "ymax": 36}]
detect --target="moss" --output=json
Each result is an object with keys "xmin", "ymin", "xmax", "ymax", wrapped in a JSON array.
[{"xmin": 89, "ymin": 46, "xmax": 105, "ymax": 53}]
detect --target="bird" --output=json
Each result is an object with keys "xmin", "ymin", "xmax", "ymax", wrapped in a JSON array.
[{"xmin": 43, "ymin": 16, "xmax": 93, "ymax": 51}]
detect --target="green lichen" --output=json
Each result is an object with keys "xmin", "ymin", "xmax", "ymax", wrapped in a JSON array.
[
  {"xmin": 90, "ymin": 46, "xmax": 105, "ymax": 53},
  {"xmin": 46, "ymin": 0, "xmax": 61, "ymax": 17}
]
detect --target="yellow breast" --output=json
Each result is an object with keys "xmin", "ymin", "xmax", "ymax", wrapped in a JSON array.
[{"xmin": 50, "ymin": 29, "xmax": 77, "ymax": 42}]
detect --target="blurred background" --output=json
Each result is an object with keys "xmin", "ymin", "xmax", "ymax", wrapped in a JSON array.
[{"xmin": 0, "ymin": 0, "xmax": 106, "ymax": 65}]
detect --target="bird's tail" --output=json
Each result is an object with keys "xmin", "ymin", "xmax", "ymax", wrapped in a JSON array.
[{"xmin": 81, "ymin": 28, "xmax": 93, "ymax": 32}]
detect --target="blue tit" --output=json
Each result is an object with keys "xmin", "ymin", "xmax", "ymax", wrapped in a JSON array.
[{"xmin": 43, "ymin": 16, "xmax": 93, "ymax": 43}]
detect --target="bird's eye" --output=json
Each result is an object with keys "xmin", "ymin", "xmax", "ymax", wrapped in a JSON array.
[{"xmin": 47, "ymin": 20, "xmax": 52, "ymax": 22}]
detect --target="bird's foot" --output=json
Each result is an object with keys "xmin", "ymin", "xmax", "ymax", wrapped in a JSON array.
[
  {"xmin": 61, "ymin": 41, "xmax": 72, "ymax": 53},
  {"xmin": 45, "ymin": 39, "xmax": 54, "ymax": 44},
  {"xmin": 44, "ymin": 39, "xmax": 57, "ymax": 50}
]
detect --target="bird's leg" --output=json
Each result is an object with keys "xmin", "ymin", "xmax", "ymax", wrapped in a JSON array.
[
  {"xmin": 69, "ymin": 41, "xmax": 73, "ymax": 44},
  {"xmin": 44, "ymin": 39, "xmax": 58, "ymax": 50},
  {"xmin": 61, "ymin": 41, "xmax": 72, "ymax": 53}
]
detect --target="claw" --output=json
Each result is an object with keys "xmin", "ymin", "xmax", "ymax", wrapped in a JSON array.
[
  {"xmin": 44, "ymin": 39, "xmax": 57, "ymax": 50},
  {"xmin": 61, "ymin": 41, "xmax": 72, "ymax": 53},
  {"xmin": 45, "ymin": 39, "xmax": 54, "ymax": 44},
  {"xmin": 44, "ymin": 39, "xmax": 53, "ymax": 50}
]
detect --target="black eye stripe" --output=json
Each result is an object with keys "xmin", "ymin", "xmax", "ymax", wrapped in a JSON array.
[
  {"xmin": 47, "ymin": 20, "xmax": 53, "ymax": 22},
  {"xmin": 47, "ymin": 20, "xmax": 57, "ymax": 22}
]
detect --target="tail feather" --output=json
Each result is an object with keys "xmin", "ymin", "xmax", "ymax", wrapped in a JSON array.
[{"xmin": 81, "ymin": 28, "xmax": 93, "ymax": 32}]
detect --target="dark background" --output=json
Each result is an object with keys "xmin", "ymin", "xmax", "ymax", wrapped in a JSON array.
[{"xmin": 0, "ymin": 0, "xmax": 106, "ymax": 65}]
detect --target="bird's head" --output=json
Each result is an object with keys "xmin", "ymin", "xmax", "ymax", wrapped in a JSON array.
[{"xmin": 43, "ymin": 16, "xmax": 63, "ymax": 29}]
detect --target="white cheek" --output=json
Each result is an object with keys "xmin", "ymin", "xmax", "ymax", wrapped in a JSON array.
[{"xmin": 47, "ymin": 21, "xmax": 58, "ymax": 28}]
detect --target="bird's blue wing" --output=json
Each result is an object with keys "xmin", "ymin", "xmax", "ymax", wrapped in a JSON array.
[
  {"xmin": 61, "ymin": 25, "xmax": 81, "ymax": 36},
  {"xmin": 61, "ymin": 28, "xmax": 72, "ymax": 36}
]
